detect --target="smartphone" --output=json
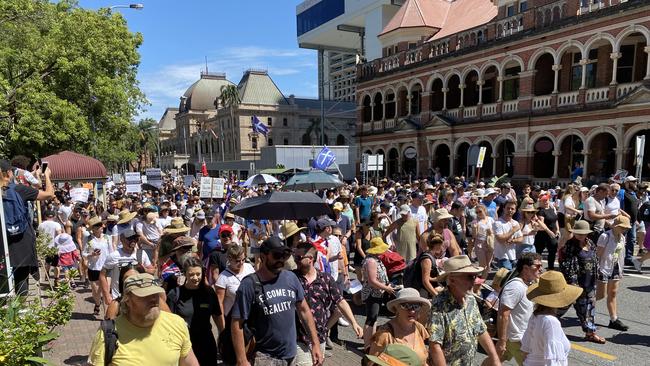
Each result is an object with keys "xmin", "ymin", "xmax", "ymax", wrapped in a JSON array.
[{"xmin": 41, "ymin": 161, "xmax": 48, "ymax": 174}]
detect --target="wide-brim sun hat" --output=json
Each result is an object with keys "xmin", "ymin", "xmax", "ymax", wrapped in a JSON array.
[
  {"xmin": 386, "ymin": 287, "xmax": 431, "ymax": 313},
  {"xmin": 432, "ymin": 208, "xmax": 453, "ymax": 223},
  {"xmin": 569, "ymin": 220, "xmax": 592, "ymax": 235},
  {"xmin": 613, "ymin": 215, "xmax": 632, "ymax": 229},
  {"xmin": 437, "ymin": 255, "xmax": 484, "ymax": 281},
  {"xmin": 281, "ymin": 221, "xmax": 306, "ymax": 239},
  {"xmin": 366, "ymin": 237, "xmax": 389, "ymax": 255},
  {"xmin": 366, "ymin": 344, "xmax": 422, "ymax": 366},
  {"xmin": 520, "ymin": 202, "xmax": 537, "ymax": 212},
  {"xmin": 87, "ymin": 216, "xmax": 103, "ymax": 227},
  {"xmin": 117, "ymin": 209, "xmax": 137, "ymax": 225},
  {"xmin": 164, "ymin": 217, "xmax": 190, "ymax": 234},
  {"xmin": 492, "ymin": 268, "xmax": 510, "ymax": 288},
  {"xmin": 527, "ymin": 270, "xmax": 583, "ymax": 308}
]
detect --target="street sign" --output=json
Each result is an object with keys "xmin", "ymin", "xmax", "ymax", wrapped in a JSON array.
[
  {"xmin": 124, "ymin": 172, "xmax": 141, "ymax": 194},
  {"xmin": 476, "ymin": 147, "xmax": 487, "ymax": 168}
]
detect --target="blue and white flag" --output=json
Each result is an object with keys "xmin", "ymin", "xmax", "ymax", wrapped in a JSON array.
[
  {"xmin": 252, "ymin": 115, "xmax": 269, "ymax": 136},
  {"xmin": 313, "ymin": 146, "xmax": 336, "ymax": 170}
]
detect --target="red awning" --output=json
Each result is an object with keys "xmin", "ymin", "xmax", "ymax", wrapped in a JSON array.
[{"xmin": 42, "ymin": 151, "xmax": 107, "ymax": 181}]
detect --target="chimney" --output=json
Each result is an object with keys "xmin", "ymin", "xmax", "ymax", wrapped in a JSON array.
[{"xmin": 289, "ymin": 94, "xmax": 295, "ymax": 105}]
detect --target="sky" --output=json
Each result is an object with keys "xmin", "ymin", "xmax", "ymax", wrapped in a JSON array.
[{"xmin": 78, "ymin": 0, "xmax": 316, "ymax": 121}]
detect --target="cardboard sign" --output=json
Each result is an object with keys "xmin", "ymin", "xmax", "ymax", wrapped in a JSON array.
[
  {"xmin": 212, "ymin": 178, "xmax": 225, "ymax": 199},
  {"xmin": 112, "ymin": 173, "xmax": 123, "ymax": 184},
  {"xmin": 70, "ymin": 188, "xmax": 90, "ymax": 203},
  {"xmin": 145, "ymin": 168, "xmax": 162, "ymax": 188},
  {"xmin": 125, "ymin": 172, "xmax": 142, "ymax": 194},
  {"xmin": 199, "ymin": 177, "xmax": 213, "ymax": 198}
]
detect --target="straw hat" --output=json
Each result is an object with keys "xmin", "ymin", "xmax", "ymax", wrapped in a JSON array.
[
  {"xmin": 569, "ymin": 220, "xmax": 592, "ymax": 235},
  {"xmin": 526, "ymin": 270, "xmax": 583, "ymax": 308},
  {"xmin": 333, "ymin": 202, "xmax": 344, "ymax": 211},
  {"xmin": 386, "ymin": 287, "xmax": 431, "ymax": 313},
  {"xmin": 366, "ymin": 344, "xmax": 422, "ymax": 366},
  {"xmin": 281, "ymin": 222, "xmax": 306, "ymax": 239},
  {"xmin": 117, "ymin": 209, "xmax": 137, "ymax": 225},
  {"xmin": 520, "ymin": 202, "xmax": 537, "ymax": 212},
  {"xmin": 432, "ymin": 208, "xmax": 453, "ymax": 223},
  {"xmin": 492, "ymin": 268, "xmax": 510, "ymax": 288},
  {"xmin": 87, "ymin": 216, "xmax": 103, "ymax": 228},
  {"xmin": 613, "ymin": 215, "xmax": 631, "ymax": 229},
  {"xmin": 106, "ymin": 214, "xmax": 119, "ymax": 222},
  {"xmin": 366, "ymin": 237, "xmax": 389, "ymax": 255},
  {"xmin": 163, "ymin": 217, "xmax": 190, "ymax": 234},
  {"xmin": 438, "ymin": 255, "xmax": 484, "ymax": 281}
]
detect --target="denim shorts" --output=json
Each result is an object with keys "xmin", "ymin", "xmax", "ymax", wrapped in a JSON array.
[{"xmin": 598, "ymin": 262, "xmax": 621, "ymax": 282}]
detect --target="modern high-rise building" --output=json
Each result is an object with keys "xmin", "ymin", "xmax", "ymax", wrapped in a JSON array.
[{"xmin": 296, "ymin": 0, "xmax": 403, "ymax": 101}]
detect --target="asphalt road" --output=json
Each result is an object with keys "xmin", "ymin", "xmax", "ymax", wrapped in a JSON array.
[{"xmin": 333, "ymin": 263, "xmax": 650, "ymax": 366}]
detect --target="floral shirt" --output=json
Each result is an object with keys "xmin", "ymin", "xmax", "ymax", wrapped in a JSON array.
[
  {"xmin": 429, "ymin": 289, "xmax": 487, "ymax": 366},
  {"xmin": 361, "ymin": 256, "xmax": 389, "ymax": 301},
  {"xmin": 294, "ymin": 270, "xmax": 343, "ymax": 344}
]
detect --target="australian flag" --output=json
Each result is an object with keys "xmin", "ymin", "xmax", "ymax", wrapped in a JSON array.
[
  {"xmin": 313, "ymin": 146, "xmax": 336, "ymax": 170},
  {"xmin": 252, "ymin": 115, "xmax": 269, "ymax": 136}
]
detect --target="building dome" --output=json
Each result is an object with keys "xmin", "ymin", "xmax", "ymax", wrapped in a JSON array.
[
  {"xmin": 42, "ymin": 151, "xmax": 107, "ymax": 181},
  {"xmin": 180, "ymin": 72, "xmax": 235, "ymax": 112}
]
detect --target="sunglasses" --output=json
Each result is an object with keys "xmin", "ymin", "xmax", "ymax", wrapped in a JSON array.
[
  {"xmin": 118, "ymin": 260, "xmax": 138, "ymax": 268},
  {"xmin": 399, "ymin": 303, "xmax": 422, "ymax": 312},
  {"xmin": 125, "ymin": 278, "xmax": 163, "ymax": 289},
  {"xmin": 530, "ymin": 263, "xmax": 543, "ymax": 271},
  {"xmin": 270, "ymin": 251, "xmax": 292, "ymax": 260},
  {"xmin": 293, "ymin": 254, "xmax": 313, "ymax": 261}
]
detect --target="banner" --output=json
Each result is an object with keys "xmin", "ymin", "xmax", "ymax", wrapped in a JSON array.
[
  {"xmin": 125, "ymin": 172, "xmax": 142, "ymax": 194},
  {"xmin": 145, "ymin": 168, "xmax": 163, "ymax": 188},
  {"xmin": 199, "ymin": 177, "xmax": 213, "ymax": 198},
  {"xmin": 70, "ymin": 188, "xmax": 90, "ymax": 203}
]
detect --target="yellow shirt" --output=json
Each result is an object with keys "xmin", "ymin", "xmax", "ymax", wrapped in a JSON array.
[{"xmin": 88, "ymin": 311, "xmax": 191, "ymax": 366}]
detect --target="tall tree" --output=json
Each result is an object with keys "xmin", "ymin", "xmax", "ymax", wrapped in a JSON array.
[
  {"xmin": 0, "ymin": 0, "xmax": 146, "ymax": 161},
  {"xmin": 217, "ymin": 84, "xmax": 241, "ymax": 160}
]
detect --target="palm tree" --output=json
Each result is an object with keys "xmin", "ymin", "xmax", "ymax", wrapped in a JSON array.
[
  {"xmin": 135, "ymin": 118, "xmax": 157, "ymax": 171},
  {"xmin": 217, "ymin": 84, "xmax": 241, "ymax": 161}
]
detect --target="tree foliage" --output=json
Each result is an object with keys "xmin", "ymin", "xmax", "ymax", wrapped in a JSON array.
[{"xmin": 0, "ymin": 0, "xmax": 147, "ymax": 164}]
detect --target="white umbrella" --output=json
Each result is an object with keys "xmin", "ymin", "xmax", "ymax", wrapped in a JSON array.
[{"xmin": 241, "ymin": 173, "xmax": 280, "ymax": 187}]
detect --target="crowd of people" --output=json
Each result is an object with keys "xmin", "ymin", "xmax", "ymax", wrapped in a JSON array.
[{"xmin": 1, "ymin": 155, "xmax": 647, "ymax": 366}]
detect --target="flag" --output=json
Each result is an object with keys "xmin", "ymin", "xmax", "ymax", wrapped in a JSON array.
[
  {"xmin": 612, "ymin": 169, "xmax": 628, "ymax": 183},
  {"xmin": 313, "ymin": 146, "xmax": 336, "ymax": 170},
  {"xmin": 252, "ymin": 115, "xmax": 269, "ymax": 136},
  {"xmin": 209, "ymin": 128, "xmax": 219, "ymax": 140},
  {"xmin": 201, "ymin": 161, "xmax": 208, "ymax": 177}
]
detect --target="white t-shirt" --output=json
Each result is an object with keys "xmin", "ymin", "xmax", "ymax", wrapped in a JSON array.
[
  {"xmin": 410, "ymin": 205, "xmax": 428, "ymax": 234},
  {"xmin": 230, "ymin": 222, "xmax": 242, "ymax": 245},
  {"xmin": 157, "ymin": 216, "xmax": 172, "ymax": 228},
  {"xmin": 583, "ymin": 196, "xmax": 605, "ymax": 231},
  {"xmin": 500, "ymin": 277, "xmax": 533, "ymax": 342},
  {"xmin": 215, "ymin": 263, "xmax": 255, "ymax": 315},
  {"xmin": 326, "ymin": 235, "xmax": 342, "ymax": 281},
  {"xmin": 563, "ymin": 197, "xmax": 576, "ymax": 218},
  {"xmin": 102, "ymin": 248, "xmax": 152, "ymax": 299},
  {"xmin": 83, "ymin": 234, "xmax": 112, "ymax": 271},
  {"xmin": 58, "ymin": 204, "xmax": 72, "ymax": 224},
  {"xmin": 135, "ymin": 220, "xmax": 163, "ymax": 243},
  {"xmin": 521, "ymin": 314, "xmax": 570, "ymax": 366},
  {"xmin": 38, "ymin": 220, "xmax": 62, "ymax": 247},
  {"xmin": 596, "ymin": 231, "xmax": 625, "ymax": 277},
  {"xmin": 604, "ymin": 196, "xmax": 620, "ymax": 226},
  {"xmin": 493, "ymin": 218, "xmax": 521, "ymax": 260}
]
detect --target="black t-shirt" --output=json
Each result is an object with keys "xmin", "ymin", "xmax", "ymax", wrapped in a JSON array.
[
  {"xmin": 536, "ymin": 207, "xmax": 558, "ymax": 239},
  {"xmin": 208, "ymin": 249, "xmax": 228, "ymax": 274},
  {"xmin": 7, "ymin": 184, "xmax": 39, "ymax": 267},
  {"xmin": 623, "ymin": 191, "xmax": 639, "ymax": 222},
  {"xmin": 449, "ymin": 217, "xmax": 465, "ymax": 249},
  {"xmin": 167, "ymin": 285, "xmax": 221, "ymax": 335}
]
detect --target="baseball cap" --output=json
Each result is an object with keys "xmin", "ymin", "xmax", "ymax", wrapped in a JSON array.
[
  {"xmin": 260, "ymin": 236, "xmax": 290, "ymax": 253},
  {"xmin": 411, "ymin": 191, "xmax": 424, "ymax": 199},
  {"xmin": 625, "ymin": 176, "xmax": 638, "ymax": 182},
  {"xmin": 123, "ymin": 273, "xmax": 164, "ymax": 297},
  {"xmin": 379, "ymin": 202, "xmax": 391, "ymax": 210},
  {"xmin": 333, "ymin": 202, "xmax": 344, "ymax": 211},
  {"xmin": 317, "ymin": 217, "xmax": 336, "ymax": 231},
  {"xmin": 219, "ymin": 224, "xmax": 233, "ymax": 235},
  {"xmin": 195, "ymin": 210, "xmax": 206, "ymax": 220}
]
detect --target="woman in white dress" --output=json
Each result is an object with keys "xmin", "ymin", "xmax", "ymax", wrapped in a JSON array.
[{"xmin": 521, "ymin": 270, "xmax": 583, "ymax": 366}]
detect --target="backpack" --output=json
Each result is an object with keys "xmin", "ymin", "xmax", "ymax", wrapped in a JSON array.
[
  {"xmin": 378, "ymin": 250, "xmax": 406, "ymax": 277},
  {"xmin": 2, "ymin": 182, "xmax": 30, "ymax": 237},
  {"xmin": 639, "ymin": 201, "xmax": 650, "ymax": 222},
  {"xmin": 218, "ymin": 273, "xmax": 265, "ymax": 364},
  {"xmin": 403, "ymin": 252, "xmax": 435, "ymax": 289},
  {"xmin": 101, "ymin": 319, "xmax": 119, "ymax": 365}
]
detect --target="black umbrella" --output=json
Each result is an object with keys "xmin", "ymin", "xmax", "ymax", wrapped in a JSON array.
[
  {"xmin": 141, "ymin": 183, "xmax": 161, "ymax": 192},
  {"xmin": 230, "ymin": 191, "xmax": 331, "ymax": 220}
]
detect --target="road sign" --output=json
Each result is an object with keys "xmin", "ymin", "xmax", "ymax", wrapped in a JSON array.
[{"xmin": 476, "ymin": 147, "xmax": 487, "ymax": 168}]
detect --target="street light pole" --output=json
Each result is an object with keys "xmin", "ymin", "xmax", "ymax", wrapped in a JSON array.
[{"xmin": 108, "ymin": 4, "xmax": 144, "ymax": 11}]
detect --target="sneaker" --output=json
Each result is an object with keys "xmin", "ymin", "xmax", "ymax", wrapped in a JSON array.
[
  {"xmin": 338, "ymin": 317, "xmax": 350, "ymax": 327},
  {"xmin": 631, "ymin": 257, "xmax": 643, "ymax": 272},
  {"xmin": 608, "ymin": 319, "xmax": 629, "ymax": 331},
  {"xmin": 325, "ymin": 337, "xmax": 334, "ymax": 350}
]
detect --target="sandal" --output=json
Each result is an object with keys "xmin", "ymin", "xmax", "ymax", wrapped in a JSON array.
[{"xmin": 585, "ymin": 333, "xmax": 606, "ymax": 344}]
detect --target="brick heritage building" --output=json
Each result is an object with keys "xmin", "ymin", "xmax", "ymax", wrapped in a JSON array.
[{"xmin": 355, "ymin": 0, "xmax": 650, "ymax": 185}]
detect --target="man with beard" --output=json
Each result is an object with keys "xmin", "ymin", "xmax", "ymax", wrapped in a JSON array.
[
  {"xmin": 231, "ymin": 237, "xmax": 323, "ymax": 366},
  {"xmin": 88, "ymin": 273, "xmax": 199, "ymax": 365}
]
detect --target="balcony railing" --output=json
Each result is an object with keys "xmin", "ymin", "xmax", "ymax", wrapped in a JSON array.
[
  {"xmin": 464, "ymin": 106, "xmax": 478, "ymax": 118},
  {"xmin": 373, "ymin": 121, "xmax": 383, "ymax": 131},
  {"xmin": 362, "ymin": 122, "xmax": 372, "ymax": 132},
  {"xmin": 379, "ymin": 55, "xmax": 401, "ymax": 73},
  {"xmin": 617, "ymin": 82, "xmax": 641, "ymax": 98},
  {"xmin": 446, "ymin": 109, "xmax": 460, "ymax": 119},
  {"xmin": 385, "ymin": 119, "xmax": 396, "ymax": 129},
  {"xmin": 503, "ymin": 100, "xmax": 519, "ymax": 113},
  {"xmin": 482, "ymin": 103, "xmax": 498, "ymax": 116},
  {"xmin": 532, "ymin": 95, "xmax": 552, "ymax": 110},
  {"xmin": 586, "ymin": 87, "xmax": 609, "ymax": 103},
  {"xmin": 558, "ymin": 91, "xmax": 579, "ymax": 107},
  {"xmin": 404, "ymin": 49, "xmax": 422, "ymax": 65}
]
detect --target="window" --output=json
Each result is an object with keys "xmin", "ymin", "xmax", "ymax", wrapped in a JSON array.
[
  {"xmin": 268, "ymin": 138, "xmax": 273, "ymax": 146},
  {"xmin": 284, "ymin": 138, "xmax": 289, "ymax": 145},
  {"xmin": 251, "ymin": 137, "xmax": 258, "ymax": 149},
  {"xmin": 503, "ymin": 67, "xmax": 520, "ymax": 101},
  {"xmin": 617, "ymin": 44, "xmax": 635, "ymax": 84},
  {"xmin": 519, "ymin": 1, "xmax": 528, "ymax": 12},
  {"xmin": 267, "ymin": 117, "xmax": 272, "ymax": 126},
  {"xmin": 283, "ymin": 118, "xmax": 288, "ymax": 126},
  {"xmin": 507, "ymin": 5, "xmax": 515, "ymax": 17},
  {"xmin": 570, "ymin": 50, "xmax": 597, "ymax": 90},
  {"xmin": 408, "ymin": 42, "xmax": 417, "ymax": 50}
]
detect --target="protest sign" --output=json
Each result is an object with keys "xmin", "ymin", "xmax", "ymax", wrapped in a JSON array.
[
  {"xmin": 199, "ymin": 177, "xmax": 213, "ymax": 198},
  {"xmin": 212, "ymin": 178, "xmax": 225, "ymax": 199},
  {"xmin": 145, "ymin": 168, "xmax": 163, "ymax": 188},
  {"xmin": 125, "ymin": 172, "xmax": 142, "ymax": 194},
  {"xmin": 70, "ymin": 188, "xmax": 90, "ymax": 203}
]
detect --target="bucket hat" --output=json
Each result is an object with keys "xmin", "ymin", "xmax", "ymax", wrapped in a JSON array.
[
  {"xmin": 366, "ymin": 237, "xmax": 389, "ymax": 255},
  {"xmin": 432, "ymin": 208, "xmax": 453, "ymax": 223},
  {"xmin": 281, "ymin": 222, "xmax": 306, "ymax": 239},
  {"xmin": 569, "ymin": 220, "xmax": 592, "ymax": 235},
  {"xmin": 613, "ymin": 215, "xmax": 631, "ymax": 229},
  {"xmin": 438, "ymin": 255, "xmax": 484, "ymax": 281},
  {"xmin": 526, "ymin": 270, "xmax": 583, "ymax": 308},
  {"xmin": 163, "ymin": 217, "xmax": 190, "ymax": 234},
  {"xmin": 386, "ymin": 287, "xmax": 431, "ymax": 313}
]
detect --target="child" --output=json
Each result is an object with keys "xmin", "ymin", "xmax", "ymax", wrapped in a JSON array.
[{"xmin": 54, "ymin": 233, "xmax": 80, "ymax": 288}]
